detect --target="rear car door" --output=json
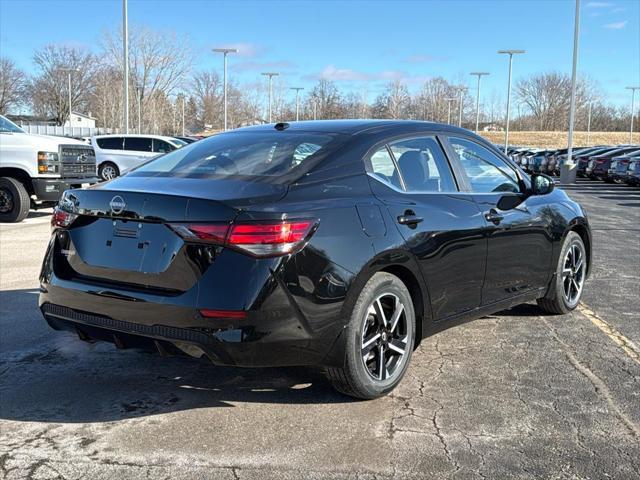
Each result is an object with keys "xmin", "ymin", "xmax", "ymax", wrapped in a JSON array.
[
  {"xmin": 367, "ymin": 135, "xmax": 487, "ymax": 320},
  {"xmin": 445, "ymin": 136, "xmax": 553, "ymax": 305}
]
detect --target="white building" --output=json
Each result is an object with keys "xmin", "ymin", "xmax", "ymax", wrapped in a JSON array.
[{"xmin": 63, "ymin": 112, "xmax": 96, "ymax": 129}]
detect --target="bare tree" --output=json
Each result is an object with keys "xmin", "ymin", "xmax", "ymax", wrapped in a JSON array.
[
  {"xmin": 191, "ymin": 70, "xmax": 222, "ymax": 130},
  {"xmin": 515, "ymin": 72, "xmax": 591, "ymax": 131},
  {"xmin": 28, "ymin": 45, "xmax": 97, "ymax": 124},
  {"xmin": 0, "ymin": 57, "xmax": 27, "ymax": 114},
  {"xmin": 102, "ymin": 25, "xmax": 193, "ymax": 132},
  {"xmin": 307, "ymin": 80, "xmax": 344, "ymax": 119},
  {"xmin": 372, "ymin": 80, "xmax": 411, "ymax": 119}
]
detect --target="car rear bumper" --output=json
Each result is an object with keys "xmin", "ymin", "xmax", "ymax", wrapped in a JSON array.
[{"xmin": 38, "ymin": 235, "xmax": 348, "ymax": 368}]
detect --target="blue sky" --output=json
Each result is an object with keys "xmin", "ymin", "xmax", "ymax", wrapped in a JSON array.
[{"xmin": 0, "ymin": 0, "xmax": 638, "ymax": 106}]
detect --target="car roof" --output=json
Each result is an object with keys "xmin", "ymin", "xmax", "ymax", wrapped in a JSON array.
[
  {"xmin": 232, "ymin": 119, "xmax": 473, "ymax": 137},
  {"xmin": 92, "ymin": 134, "xmax": 181, "ymax": 142}
]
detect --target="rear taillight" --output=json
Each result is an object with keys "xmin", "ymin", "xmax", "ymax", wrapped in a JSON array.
[
  {"xmin": 168, "ymin": 220, "xmax": 317, "ymax": 258},
  {"xmin": 51, "ymin": 206, "xmax": 77, "ymax": 230}
]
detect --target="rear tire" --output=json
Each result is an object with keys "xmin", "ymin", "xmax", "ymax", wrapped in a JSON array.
[
  {"xmin": 537, "ymin": 231, "xmax": 587, "ymax": 314},
  {"xmin": 99, "ymin": 162, "xmax": 120, "ymax": 181},
  {"xmin": 0, "ymin": 177, "xmax": 30, "ymax": 223},
  {"xmin": 325, "ymin": 272, "xmax": 415, "ymax": 399}
]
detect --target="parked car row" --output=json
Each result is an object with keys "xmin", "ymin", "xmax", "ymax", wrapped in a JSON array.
[{"xmin": 504, "ymin": 144, "xmax": 640, "ymax": 186}]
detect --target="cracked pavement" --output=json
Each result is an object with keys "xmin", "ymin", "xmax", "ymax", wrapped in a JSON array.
[{"xmin": 1, "ymin": 181, "xmax": 638, "ymax": 479}]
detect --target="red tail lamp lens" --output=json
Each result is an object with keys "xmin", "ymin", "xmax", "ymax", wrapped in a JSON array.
[
  {"xmin": 51, "ymin": 206, "xmax": 78, "ymax": 230},
  {"xmin": 228, "ymin": 221, "xmax": 313, "ymax": 245},
  {"xmin": 199, "ymin": 309, "xmax": 247, "ymax": 319},
  {"xmin": 169, "ymin": 220, "xmax": 316, "ymax": 257}
]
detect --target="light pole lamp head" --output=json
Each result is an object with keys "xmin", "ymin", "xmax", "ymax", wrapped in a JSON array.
[
  {"xmin": 498, "ymin": 49, "xmax": 526, "ymax": 56},
  {"xmin": 262, "ymin": 72, "xmax": 280, "ymax": 78},
  {"xmin": 213, "ymin": 48, "xmax": 238, "ymax": 55},
  {"xmin": 470, "ymin": 72, "xmax": 490, "ymax": 77}
]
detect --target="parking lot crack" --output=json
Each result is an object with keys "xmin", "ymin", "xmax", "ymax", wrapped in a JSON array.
[{"xmin": 542, "ymin": 317, "xmax": 640, "ymax": 437}]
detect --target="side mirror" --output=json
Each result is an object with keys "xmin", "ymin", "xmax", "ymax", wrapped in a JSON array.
[{"xmin": 531, "ymin": 173, "xmax": 555, "ymax": 195}]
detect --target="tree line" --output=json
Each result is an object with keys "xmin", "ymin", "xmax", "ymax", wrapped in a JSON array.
[{"xmin": 0, "ymin": 25, "xmax": 634, "ymax": 135}]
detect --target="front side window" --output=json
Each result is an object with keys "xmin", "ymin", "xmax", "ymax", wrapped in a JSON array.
[
  {"xmin": 369, "ymin": 146, "xmax": 403, "ymax": 190},
  {"xmin": 131, "ymin": 131, "xmax": 340, "ymax": 179},
  {"xmin": 125, "ymin": 137, "xmax": 153, "ymax": 152},
  {"xmin": 96, "ymin": 137, "xmax": 124, "ymax": 150},
  {"xmin": 0, "ymin": 115, "xmax": 25, "ymax": 133},
  {"xmin": 153, "ymin": 139, "xmax": 175, "ymax": 154},
  {"xmin": 449, "ymin": 137, "xmax": 520, "ymax": 193},
  {"xmin": 389, "ymin": 137, "xmax": 456, "ymax": 192}
]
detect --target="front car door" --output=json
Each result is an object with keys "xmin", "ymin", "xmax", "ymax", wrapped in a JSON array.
[
  {"xmin": 444, "ymin": 136, "xmax": 553, "ymax": 305},
  {"xmin": 367, "ymin": 135, "xmax": 487, "ymax": 320}
]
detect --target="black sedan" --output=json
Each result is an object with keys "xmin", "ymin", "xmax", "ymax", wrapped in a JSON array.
[{"xmin": 40, "ymin": 120, "xmax": 592, "ymax": 399}]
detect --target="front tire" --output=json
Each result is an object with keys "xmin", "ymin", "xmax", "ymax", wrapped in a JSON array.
[
  {"xmin": 325, "ymin": 272, "xmax": 416, "ymax": 399},
  {"xmin": 0, "ymin": 177, "xmax": 30, "ymax": 223},
  {"xmin": 537, "ymin": 231, "xmax": 587, "ymax": 314}
]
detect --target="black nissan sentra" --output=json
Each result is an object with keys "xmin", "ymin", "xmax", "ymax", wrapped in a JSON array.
[{"xmin": 40, "ymin": 120, "xmax": 591, "ymax": 399}]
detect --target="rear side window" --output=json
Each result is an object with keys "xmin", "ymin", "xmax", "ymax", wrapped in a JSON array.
[
  {"xmin": 389, "ymin": 137, "xmax": 456, "ymax": 192},
  {"xmin": 125, "ymin": 137, "xmax": 152, "ymax": 152},
  {"xmin": 131, "ymin": 131, "xmax": 340, "ymax": 179},
  {"xmin": 96, "ymin": 137, "xmax": 123, "ymax": 150},
  {"xmin": 369, "ymin": 146, "xmax": 403, "ymax": 190}
]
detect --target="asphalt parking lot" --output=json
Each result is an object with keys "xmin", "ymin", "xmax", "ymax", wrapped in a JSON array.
[{"xmin": 0, "ymin": 181, "xmax": 638, "ymax": 479}]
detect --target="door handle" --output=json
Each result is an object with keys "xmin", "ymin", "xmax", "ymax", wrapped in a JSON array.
[
  {"xmin": 484, "ymin": 209, "xmax": 504, "ymax": 224},
  {"xmin": 397, "ymin": 210, "xmax": 423, "ymax": 228}
]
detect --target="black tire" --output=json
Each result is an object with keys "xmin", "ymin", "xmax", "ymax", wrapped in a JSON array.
[
  {"xmin": 99, "ymin": 162, "xmax": 120, "ymax": 181},
  {"xmin": 325, "ymin": 272, "xmax": 416, "ymax": 399},
  {"xmin": 0, "ymin": 177, "xmax": 30, "ymax": 223},
  {"xmin": 537, "ymin": 231, "xmax": 587, "ymax": 314}
]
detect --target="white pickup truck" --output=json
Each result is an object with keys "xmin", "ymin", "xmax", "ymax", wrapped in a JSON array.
[{"xmin": 0, "ymin": 115, "xmax": 99, "ymax": 222}]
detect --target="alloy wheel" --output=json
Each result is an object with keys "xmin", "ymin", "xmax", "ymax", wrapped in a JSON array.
[
  {"xmin": 0, "ymin": 188, "xmax": 13, "ymax": 213},
  {"xmin": 101, "ymin": 165, "xmax": 117, "ymax": 181},
  {"xmin": 562, "ymin": 243, "xmax": 586, "ymax": 306},
  {"xmin": 361, "ymin": 293, "xmax": 409, "ymax": 381}
]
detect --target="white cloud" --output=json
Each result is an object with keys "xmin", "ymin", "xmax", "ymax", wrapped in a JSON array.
[
  {"xmin": 586, "ymin": 1, "xmax": 613, "ymax": 7},
  {"xmin": 316, "ymin": 65, "xmax": 374, "ymax": 81},
  {"xmin": 603, "ymin": 21, "xmax": 628, "ymax": 29}
]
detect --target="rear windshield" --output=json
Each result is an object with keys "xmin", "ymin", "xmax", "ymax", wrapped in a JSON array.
[{"xmin": 130, "ymin": 131, "xmax": 342, "ymax": 180}]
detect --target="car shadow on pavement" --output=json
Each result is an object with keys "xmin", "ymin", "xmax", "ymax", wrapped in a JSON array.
[
  {"xmin": 27, "ymin": 210, "xmax": 54, "ymax": 219},
  {"xmin": 0, "ymin": 290, "xmax": 355, "ymax": 425}
]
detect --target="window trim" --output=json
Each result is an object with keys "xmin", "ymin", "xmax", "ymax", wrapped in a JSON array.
[{"xmin": 364, "ymin": 133, "xmax": 460, "ymax": 195}]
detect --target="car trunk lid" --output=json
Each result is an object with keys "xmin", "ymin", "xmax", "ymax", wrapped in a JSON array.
[{"xmin": 56, "ymin": 177, "xmax": 286, "ymax": 292}]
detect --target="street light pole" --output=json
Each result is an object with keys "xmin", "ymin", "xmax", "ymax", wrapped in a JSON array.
[
  {"xmin": 213, "ymin": 48, "xmax": 238, "ymax": 130},
  {"xmin": 445, "ymin": 97, "xmax": 455, "ymax": 124},
  {"xmin": 136, "ymin": 86, "xmax": 141, "ymax": 133},
  {"xmin": 290, "ymin": 87, "xmax": 304, "ymax": 121},
  {"xmin": 560, "ymin": 0, "xmax": 581, "ymax": 185},
  {"xmin": 58, "ymin": 68, "xmax": 78, "ymax": 128},
  {"xmin": 498, "ymin": 49, "xmax": 525, "ymax": 154},
  {"xmin": 626, "ymin": 86, "xmax": 640, "ymax": 143},
  {"xmin": 181, "ymin": 95, "xmax": 185, "ymax": 136},
  {"xmin": 261, "ymin": 72, "xmax": 279, "ymax": 123},
  {"xmin": 586, "ymin": 101, "xmax": 592, "ymax": 145},
  {"xmin": 470, "ymin": 72, "xmax": 489, "ymax": 133},
  {"xmin": 122, "ymin": 0, "xmax": 129, "ymax": 134},
  {"xmin": 457, "ymin": 86, "xmax": 467, "ymax": 127}
]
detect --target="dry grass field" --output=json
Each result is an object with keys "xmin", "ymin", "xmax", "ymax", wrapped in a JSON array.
[{"xmin": 479, "ymin": 131, "xmax": 634, "ymax": 148}]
